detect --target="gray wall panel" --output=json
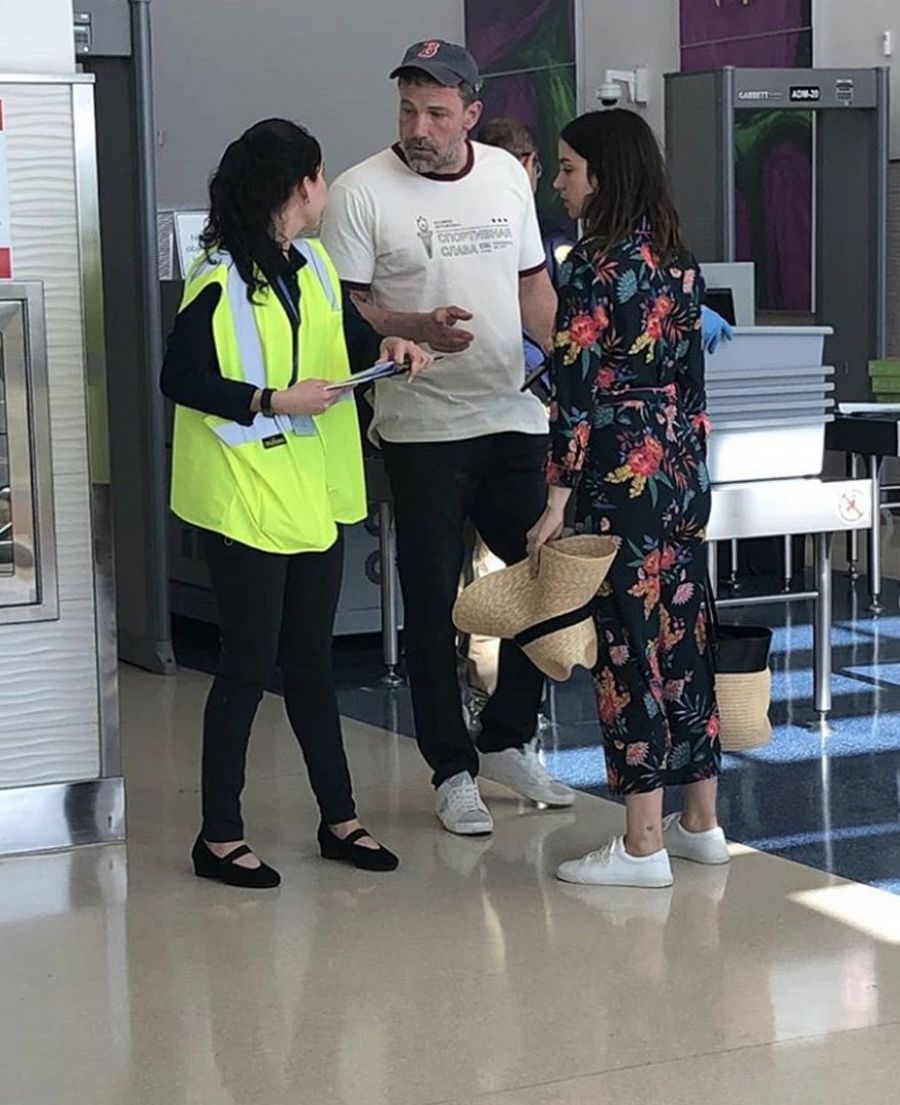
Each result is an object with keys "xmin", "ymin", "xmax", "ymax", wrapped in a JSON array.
[{"xmin": 151, "ymin": 0, "xmax": 464, "ymax": 208}]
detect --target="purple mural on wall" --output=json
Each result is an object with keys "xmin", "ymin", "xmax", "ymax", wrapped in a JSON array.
[
  {"xmin": 681, "ymin": 0, "xmax": 812, "ymax": 52},
  {"xmin": 679, "ymin": 0, "xmax": 814, "ymax": 313},
  {"xmin": 682, "ymin": 34, "xmax": 811, "ymax": 71},
  {"xmin": 761, "ymin": 140, "xmax": 812, "ymax": 311},
  {"xmin": 465, "ymin": 0, "xmax": 577, "ymax": 231},
  {"xmin": 465, "ymin": 0, "xmax": 575, "ymax": 74}
]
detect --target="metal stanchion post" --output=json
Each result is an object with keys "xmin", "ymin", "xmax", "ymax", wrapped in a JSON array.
[
  {"xmin": 814, "ymin": 531, "xmax": 833, "ymax": 721},
  {"xmin": 708, "ymin": 541, "xmax": 718, "ymax": 598},
  {"xmin": 378, "ymin": 501, "xmax": 404, "ymax": 687},
  {"xmin": 847, "ymin": 452, "xmax": 860, "ymax": 581},
  {"xmin": 728, "ymin": 539, "xmax": 740, "ymax": 589},
  {"xmin": 869, "ymin": 456, "xmax": 884, "ymax": 614},
  {"xmin": 783, "ymin": 534, "xmax": 793, "ymax": 593}
]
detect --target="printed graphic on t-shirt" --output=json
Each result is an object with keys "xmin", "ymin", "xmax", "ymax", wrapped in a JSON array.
[
  {"xmin": 415, "ymin": 216, "xmax": 515, "ymax": 262},
  {"xmin": 416, "ymin": 216, "xmax": 434, "ymax": 259}
]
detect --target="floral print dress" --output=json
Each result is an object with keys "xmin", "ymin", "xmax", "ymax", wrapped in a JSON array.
[{"xmin": 548, "ymin": 220, "xmax": 721, "ymax": 795}]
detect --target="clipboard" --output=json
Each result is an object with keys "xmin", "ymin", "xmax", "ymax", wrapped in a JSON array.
[{"xmin": 325, "ymin": 355, "xmax": 443, "ymax": 391}]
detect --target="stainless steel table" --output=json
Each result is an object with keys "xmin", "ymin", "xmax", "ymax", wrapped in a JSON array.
[
  {"xmin": 707, "ymin": 477, "xmax": 872, "ymax": 718},
  {"xmin": 377, "ymin": 476, "xmax": 874, "ymax": 720}
]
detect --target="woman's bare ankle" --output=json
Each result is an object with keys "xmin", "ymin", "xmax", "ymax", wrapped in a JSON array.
[
  {"xmin": 625, "ymin": 832, "xmax": 664, "ymax": 858},
  {"xmin": 680, "ymin": 813, "xmax": 719, "ymax": 834}
]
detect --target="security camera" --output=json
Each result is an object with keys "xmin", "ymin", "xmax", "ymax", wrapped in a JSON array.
[
  {"xmin": 598, "ymin": 81, "xmax": 623, "ymax": 108},
  {"xmin": 597, "ymin": 68, "xmax": 649, "ymax": 109}
]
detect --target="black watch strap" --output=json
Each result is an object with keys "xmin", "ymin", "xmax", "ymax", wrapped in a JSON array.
[{"xmin": 260, "ymin": 388, "xmax": 276, "ymax": 417}]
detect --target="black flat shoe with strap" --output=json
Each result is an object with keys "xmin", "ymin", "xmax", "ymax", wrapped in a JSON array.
[
  {"xmin": 318, "ymin": 823, "xmax": 399, "ymax": 872},
  {"xmin": 192, "ymin": 835, "xmax": 281, "ymax": 889}
]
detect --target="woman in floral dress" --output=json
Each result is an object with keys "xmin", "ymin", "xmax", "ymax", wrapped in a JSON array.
[{"xmin": 527, "ymin": 110, "xmax": 729, "ymax": 888}]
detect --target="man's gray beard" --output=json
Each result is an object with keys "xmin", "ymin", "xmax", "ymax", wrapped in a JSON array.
[{"xmin": 404, "ymin": 138, "xmax": 465, "ymax": 175}]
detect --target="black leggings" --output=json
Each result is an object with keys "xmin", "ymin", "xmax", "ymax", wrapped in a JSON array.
[{"xmin": 199, "ymin": 528, "xmax": 356, "ymax": 842}]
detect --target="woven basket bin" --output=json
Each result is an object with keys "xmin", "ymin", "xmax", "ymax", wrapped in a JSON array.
[{"xmin": 716, "ymin": 667, "xmax": 772, "ymax": 752}]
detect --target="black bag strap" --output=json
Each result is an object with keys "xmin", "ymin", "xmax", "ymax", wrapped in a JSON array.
[{"xmin": 514, "ymin": 603, "xmax": 594, "ymax": 648}]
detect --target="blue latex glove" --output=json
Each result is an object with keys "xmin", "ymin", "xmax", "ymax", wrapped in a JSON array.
[{"xmin": 701, "ymin": 305, "xmax": 733, "ymax": 355}]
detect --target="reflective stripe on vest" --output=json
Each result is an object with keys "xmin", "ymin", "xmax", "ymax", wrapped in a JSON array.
[
  {"xmin": 200, "ymin": 240, "xmax": 340, "ymax": 447},
  {"xmin": 294, "ymin": 238, "xmax": 338, "ymax": 309}
]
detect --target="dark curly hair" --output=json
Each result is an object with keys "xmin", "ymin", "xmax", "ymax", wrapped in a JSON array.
[
  {"xmin": 200, "ymin": 118, "xmax": 322, "ymax": 300},
  {"xmin": 561, "ymin": 109, "xmax": 685, "ymax": 265}
]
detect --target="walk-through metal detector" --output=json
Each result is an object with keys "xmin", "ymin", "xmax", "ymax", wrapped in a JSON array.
[{"xmin": 665, "ymin": 67, "xmax": 890, "ymax": 401}]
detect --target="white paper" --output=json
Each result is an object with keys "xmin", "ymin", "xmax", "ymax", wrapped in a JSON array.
[
  {"xmin": 324, "ymin": 361, "xmax": 408, "ymax": 391},
  {"xmin": 173, "ymin": 210, "xmax": 208, "ymax": 278},
  {"xmin": 838, "ymin": 403, "xmax": 900, "ymax": 414}
]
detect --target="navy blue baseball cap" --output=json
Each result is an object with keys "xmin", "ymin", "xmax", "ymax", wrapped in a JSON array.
[{"xmin": 390, "ymin": 40, "xmax": 481, "ymax": 90}]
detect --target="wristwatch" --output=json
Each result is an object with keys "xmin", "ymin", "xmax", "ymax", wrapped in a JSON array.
[{"xmin": 260, "ymin": 388, "xmax": 276, "ymax": 417}]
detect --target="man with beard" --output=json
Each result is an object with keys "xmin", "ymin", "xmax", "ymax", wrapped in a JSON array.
[{"xmin": 322, "ymin": 40, "xmax": 575, "ymax": 836}]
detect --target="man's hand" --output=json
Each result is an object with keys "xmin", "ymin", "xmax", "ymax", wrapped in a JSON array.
[
  {"xmin": 421, "ymin": 306, "xmax": 475, "ymax": 353},
  {"xmin": 349, "ymin": 289, "xmax": 474, "ymax": 352}
]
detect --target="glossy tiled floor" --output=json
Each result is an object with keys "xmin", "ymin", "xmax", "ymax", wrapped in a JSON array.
[
  {"xmin": 332, "ymin": 572, "xmax": 900, "ymax": 896},
  {"xmin": 4, "ymin": 662, "xmax": 900, "ymax": 1103}
]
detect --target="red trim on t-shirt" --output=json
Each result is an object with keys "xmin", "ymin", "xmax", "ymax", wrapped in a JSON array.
[
  {"xmin": 343, "ymin": 280, "xmax": 372, "ymax": 293},
  {"xmin": 392, "ymin": 141, "xmax": 475, "ymax": 182},
  {"xmin": 519, "ymin": 261, "xmax": 548, "ymax": 279}
]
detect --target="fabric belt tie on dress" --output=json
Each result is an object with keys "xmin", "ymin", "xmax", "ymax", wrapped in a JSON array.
[{"xmin": 595, "ymin": 383, "xmax": 677, "ymax": 407}]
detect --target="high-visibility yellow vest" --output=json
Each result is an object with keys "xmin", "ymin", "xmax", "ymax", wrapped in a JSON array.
[{"xmin": 170, "ymin": 239, "xmax": 366, "ymax": 553}]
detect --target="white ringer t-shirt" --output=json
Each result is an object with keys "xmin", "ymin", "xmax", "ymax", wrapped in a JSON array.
[{"xmin": 321, "ymin": 141, "xmax": 549, "ymax": 444}]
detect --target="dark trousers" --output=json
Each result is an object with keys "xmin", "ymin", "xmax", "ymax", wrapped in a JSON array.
[
  {"xmin": 199, "ymin": 528, "xmax": 356, "ymax": 841},
  {"xmin": 382, "ymin": 433, "xmax": 548, "ymax": 788}
]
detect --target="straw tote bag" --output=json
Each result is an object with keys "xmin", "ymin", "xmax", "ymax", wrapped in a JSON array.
[{"xmin": 705, "ymin": 580, "xmax": 773, "ymax": 752}]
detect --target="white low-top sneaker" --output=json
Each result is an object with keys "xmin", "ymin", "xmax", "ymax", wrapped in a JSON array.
[
  {"xmin": 663, "ymin": 814, "xmax": 730, "ymax": 865},
  {"xmin": 436, "ymin": 772, "xmax": 494, "ymax": 836},
  {"xmin": 480, "ymin": 740, "xmax": 576, "ymax": 807},
  {"xmin": 556, "ymin": 836, "xmax": 674, "ymax": 888}
]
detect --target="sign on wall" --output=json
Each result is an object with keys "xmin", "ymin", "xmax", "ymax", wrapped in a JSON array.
[
  {"xmin": 173, "ymin": 211, "xmax": 207, "ymax": 279},
  {"xmin": 0, "ymin": 101, "xmax": 11, "ymax": 279}
]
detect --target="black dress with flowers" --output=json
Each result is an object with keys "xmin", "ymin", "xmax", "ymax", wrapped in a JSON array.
[{"xmin": 547, "ymin": 220, "xmax": 721, "ymax": 795}]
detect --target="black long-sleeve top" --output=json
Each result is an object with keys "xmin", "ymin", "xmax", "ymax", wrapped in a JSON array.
[{"xmin": 159, "ymin": 237, "xmax": 381, "ymax": 423}]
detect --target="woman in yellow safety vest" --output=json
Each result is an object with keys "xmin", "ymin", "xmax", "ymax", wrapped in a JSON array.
[{"xmin": 161, "ymin": 118, "xmax": 429, "ymax": 888}]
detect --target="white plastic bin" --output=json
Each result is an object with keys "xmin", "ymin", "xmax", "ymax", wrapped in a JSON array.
[
  {"xmin": 706, "ymin": 327, "xmax": 833, "ymax": 373},
  {"xmin": 707, "ymin": 422, "xmax": 826, "ymax": 483},
  {"xmin": 707, "ymin": 380, "xmax": 834, "ymax": 399},
  {"xmin": 708, "ymin": 399, "xmax": 833, "ymax": 417}
]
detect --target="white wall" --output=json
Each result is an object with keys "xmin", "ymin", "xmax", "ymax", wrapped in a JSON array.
[
  {"xmin": 0, "ymin": 0, "xmax": 74, "ymax": 75},
  {"xmin": 0, "ymin": 80, "xmax": 100, "ymax": 784},
  {"xmin": 814, "ymin": 0, "xmax": 899, "ymax": 155},
  {"xmin": 151, "ymin": 0, "xmax": 464, "ymax": 209},
  {"xmin": 579, "ymin": 0, "xmax": 680, "ymax": 144}
]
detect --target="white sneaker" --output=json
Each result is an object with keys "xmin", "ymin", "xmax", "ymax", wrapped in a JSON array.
[
  {"xmin": 556, "ymin": 836, "xmax": 674, "ymax": 888},
  {"xmin": 663, "ymin": 814, "xmax": 730, "ymax": 865},
  {"xmin": 480, "ymin": 740, "xmax": 576, "ymax": 807},
  {"xmin": 436, "ymin": 772, "xmax": 494, "ymax": 836}
]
